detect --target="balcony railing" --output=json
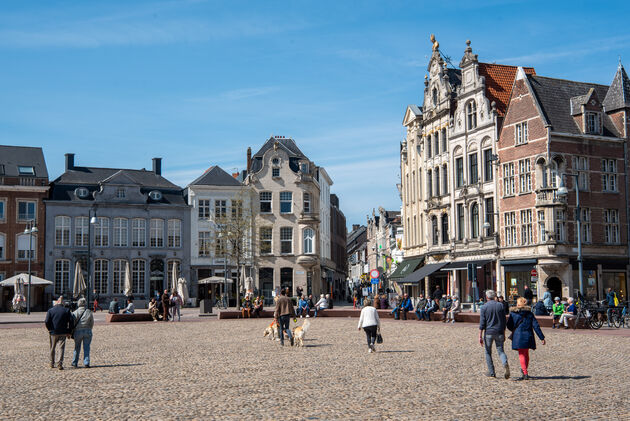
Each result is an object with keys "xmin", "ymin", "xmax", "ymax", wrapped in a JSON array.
[{"xmin": 535, "ymin": 188, "xmax": 566, "ymax": 207}]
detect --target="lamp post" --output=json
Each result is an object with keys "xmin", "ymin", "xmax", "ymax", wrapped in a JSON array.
[
  {"xmin": 24, "ymin": 220, "xmax": 38, "ymax": 315},
  {"xmin": 557, "ymin": 174, "xmax": 583, "ymax": 296},
  {"xmin": 86, "ymin": 210, "xmax": 98, "ymax": 306}
]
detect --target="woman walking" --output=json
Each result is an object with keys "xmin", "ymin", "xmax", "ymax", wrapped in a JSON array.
[
  {"xmin": 170, "ymin": 290, "xmax": 183, "ymax": 322},
  {"xmin": 507, "ymin": 297, "xmax": 546, "ymax": 380},
  {"xmin": 71, "ymin": 298, "xmax": 94, "ymax": 368},
  {"xmin": 357, "ymin": 298, "xmax": 381, "ymax": 353}
]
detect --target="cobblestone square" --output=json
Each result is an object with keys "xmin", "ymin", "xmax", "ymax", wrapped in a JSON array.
[{"xmin": 1, "ymin": 318, "xmax": 629, "ymax": 420}]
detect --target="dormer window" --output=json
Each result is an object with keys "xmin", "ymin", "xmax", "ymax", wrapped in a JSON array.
[
  {"xmin": 116, "ymin": 188, "xmax": 126, "ymax": 198},
  {"xmin": 271, "ymin": 157, "xmax": 281, "ymax": 177},
  {"xmin": 149, "ymin": 190, "xmax": 162, "ymax": 201},
  {"xmin": 74, "ymin": 187, "xmax": 90, "ymax": 199},
  {"xmin": 466, "ymin": 101, "xmax": 477, "ymax": 129},
  {"xmin": 299, "ymin": 162, "xmax": 309, "ymax": 174},
  {"xmin": 585, "ymin": 112, "xmax": 600, "ymax": 135},
  {"xmin": 272, "ymin": 168, "xmax": 280, "ymax": 177},
  {"xmin": 18, "ymin": 166, "xmax": 35, "ymax": 175}
]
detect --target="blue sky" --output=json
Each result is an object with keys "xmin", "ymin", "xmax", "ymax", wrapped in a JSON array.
[{"xmin": 1, "ymin": 0, "xmax": 630, "ymax": 226}]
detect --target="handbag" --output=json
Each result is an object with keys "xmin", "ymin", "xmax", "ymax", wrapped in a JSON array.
[{"xmin": 376, "ymin": 326, "xmax": 383, "ymax": 344}]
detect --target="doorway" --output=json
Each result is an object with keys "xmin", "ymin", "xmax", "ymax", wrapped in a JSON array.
[
  {"xmin": 546, "ymin": 277, "xmax": 562, "ymax": 301},
  {"xmin": 260, "ymin": 268, "xmax": 273, "ymax": 306}
]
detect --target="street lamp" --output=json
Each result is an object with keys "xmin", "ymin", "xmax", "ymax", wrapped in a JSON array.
[
  {"xmin": 86, "ymin": 210, "xmax": 97, "ymax": 306},
  {"xmin": 557, "ymin": 174, "xmax": 583, "ymax": 296},
  {"xmin": 24, "ymin": 220, "xmax": 38, "ymax": 315}
]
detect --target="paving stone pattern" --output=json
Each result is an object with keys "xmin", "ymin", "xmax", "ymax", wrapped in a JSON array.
[{"xmin": 1, "ymin": 319, "xmax": 629, "ymax": 420}]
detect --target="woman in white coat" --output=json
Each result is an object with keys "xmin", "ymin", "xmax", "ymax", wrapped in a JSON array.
[{"xmin": 357, "ymin": 298, "xmax": 381, "ymax": 353}]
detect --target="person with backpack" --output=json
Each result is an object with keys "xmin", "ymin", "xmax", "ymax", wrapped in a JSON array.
[
  {"xmin": 507, "ymin": 297, "xmax": 546, "ymax": 380},
  {"xmin": 71, "ymin": 298, "xmax": 94, "ymax": 368},
  {"xmin": 606, "ymin": 288, "xmax": 619, "ymax": 327}
]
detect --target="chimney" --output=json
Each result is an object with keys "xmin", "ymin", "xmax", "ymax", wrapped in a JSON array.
[
  {"xmin": 152, "ymin": 157, "xmax": 162, "ymax": 175},
  {"xmin": 352, "ymin": 224, "xmax": 360, "ymax": 232},
  {"xmin": 65, "ymin": 153, "xmax": 75, "ymax": 171},
  {"xmin": 246, "ymin": 147, "xmax": 252, "ymax": 173}
]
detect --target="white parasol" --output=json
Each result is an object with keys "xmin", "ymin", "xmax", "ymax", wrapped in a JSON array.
[
  {"xmin": 14, "ymin": 277, "xmax": 24, "ymax": 296},
  {"xmin": 72, "ymin": 261, "xmax": 87, "ymax": 298},
  {"xmin": 0, "ymin": 273, "xmax": 53, "ymax": 287},
  {"xmin": 177, "ymin": 277, "xmax": 189, "ymax": 301},
  {"xmin": 171, "ymin": 261, "xmax": 178, "ymax": 291},
  {"xmin": 123, "ymin": 261, "xmax": 132, "ymax": 297}
]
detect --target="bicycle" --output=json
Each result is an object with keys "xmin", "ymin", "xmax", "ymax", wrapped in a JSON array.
[
  {"xmin": 214, "ymin": 295, "xmax": 227, "ymax": 310},
  {"xmin": 574, "ymin": 301, "xmax": 603, "ymax": 329}
]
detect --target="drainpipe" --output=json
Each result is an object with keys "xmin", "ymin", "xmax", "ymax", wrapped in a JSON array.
[{"xmin": 624, "ymin": 113, "xmax": 630, "ymax": 300}]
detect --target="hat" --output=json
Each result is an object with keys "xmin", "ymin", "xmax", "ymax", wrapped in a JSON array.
[{"xmin": 554, "ymin": 297, "xmax": 560, "ymax": 301}]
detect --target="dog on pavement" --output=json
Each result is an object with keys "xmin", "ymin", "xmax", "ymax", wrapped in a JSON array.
[
  {"xmin": 292, "ymin": 319, "xmax": 310, "ymax": 347},
  {"xmin": 263, "ymin": 320, "xmax": 280, "ymax": 341}
]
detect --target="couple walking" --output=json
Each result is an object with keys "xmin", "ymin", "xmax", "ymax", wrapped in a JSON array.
[
  {"xmin": 45, "ymin": 297, "xmax": 94, "ymax": 370},
  {"xmin": 479, "ymin": 290, "xmax": 546, "ymax": 380}
]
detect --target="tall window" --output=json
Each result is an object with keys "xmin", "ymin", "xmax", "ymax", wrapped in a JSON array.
[
  {"xmin": 504, "ymin": 212, "xmax": 517, "ymax": 246},
  {"xmin": 75, "ymin": 217, "xmax": 88, "ymax": 247},
  {"xmin": 442, "ymin": 164, "xmax": 448, "ymax": 195},
  {"xmin": 231, "ymin": 200, "xmax": 242, "ymax": 219},
  {"xmin": 470, "ymin": 203, "xmax": 479, "ymax": 239},
  {"xmin": 457, "ymin": 204, "xmax": 464, "ymax": 240},
  {"xmin": 417, "ymin": 172, "xmax": 422, "ymax": 199},
  {"xmin": 94, "ymin": 217, "xmax": 109, "ymax": 247},
  {"xmin": 456, "ymin": 157, "xmax": 464, "ymax": 188},
  {"xmin": 93, "ymin": 259, "xmax": 108, "ymax": 294},
  {"xmin": 520, "ymin": 210, "xmax": 533, "ymax": 245},
  {"xmin": 432, "ymin": 88, "xmax": 438, "ymax": 106},
  {"xmin": 555, "ymin": 209, "xmax": 566, "ymax": 242},
  {"xmin": 260, "ymin": 192, "xmax": 272, "ymax": 213},
  {"xmin": 431, "ymin": 216, "xmax": 438, "ymax": 245},
  {"xmin": 537, "ymin": 211, "xmax": 546, "ymax": 243},
  {"xmin": 580, "ymin": 208, "xmax": 591, "ymax": 243},
  {"xmin": 485, "ymin": 198, "xmax": 494, "ymax": 234},
  {"xmin": 0, "ymin": 234, "xmax": 4, "ymax": 260},
  {"xmin": 54, "ymin": 259, "xmax": 70, "ymax": 295},
  {"xmin": 55, "ymin": 216, "xmax": 71, "ymax": 246},
  {"xmin": 131, "ymin": 259, "xmax": 145, "ymax": 294},
  {"xmin": 601, "ymin": 159, "xmax": 617, "ymax": 192},
  {"xmin": 441, "ymin": 214, "xmax": 449, "ymax": 244},
  {"xmin": 302, "ymin": 193, "xmax": 311, "ymax": 214},
  {"xmin": 280, "ymin": 192, "xmax": 293, "ymax": 213},
  {"xmin": 466, "ymin": 101, "xmax": 477, "ymax": 129},
  {"xmin": 17, "ymin": 234, "xmax": 35, "ymax": 260},
  {"xmin": 113, "ymin": 218, "xmax": 128, "ymax": 247},
  {"xmin": 469, "ymin": 153, "xmax": 478, "ymax": 184},
  {"xmin": 17, "ymin": 201, "xmax": 36, "ymax": 221},
  {"xmin": 483, "ymin": 149, "xmax": 493, "ymax": 182},
  {"xmin": 280, "ymin": 227, "xmax": 293, "ymax": 254},
  {"xmin": 215, "ymin": 236, "xmax": 225, "ymax": 257},
  {"xmin": 434, "ymin": 166, "xmax": 440, "ymax": 196},
  {"xmin": 427, "ymin": 170, "xmax": 433, "ymax": 197},
  {"xmin": 167, "ymin": 219, "xmax": 181, "ymax": 248},
  {"xmin": 433, "ymin": 133, "xmax": 440, "ymax": 156},
  {"xmin": 303, "ymin": 228, "xmax": 314, "ymax": 254},
  {"xmin": 198, "ymin": 199, "xmax": 211, "ymax": 219},
  {"xmin": 198, "ymin": 232, "xmax": 211, "ymax": 256},
  {"xmin": 503, "ymin": 163, "xmax": 515, "ymax": 196},
  {"xmin": 426, "ymin": 137, "xmax": 432, "ymax": 158},
  {"xmin": 518, "ymin": 159, "xmax": 532, "ymax": 193},
  {"xmin": 215, "ymin": 200, "xmax": 227, "ymax": 218},
  {"xmin": 573, "ymin": 156, "xmax": 589, "ymax": 191},
  {"xmin": 515, "ymin": 122, "xmax": 528, "ymax": 145},
  {"xmin": 585, "ymin": 112, "xmax": 600, "ymax": 134},
  {"xmin": 112, "ymin": 260, "xmax": 126, "ymax": 294},
  {"xmin": 150, "ymin": 218, "xmax": 164, "ymax": 247},
  {"xmin": 131, "ymin": 218, "xmax": 146, "ymax": 247},
  {"xmin": 441, "ymin": 128, "xmax": 447, "ymax": 153},
  {"xmin": 0, "ymin": 200, "xmax": 4, "ymax": 221},
  {"xmin": 604, "ymin": 209, "xmax": 619, "ymax": 244},
  {"xmin": 260, "ymin": 227, "xmax": 272, "ymax": 254}
]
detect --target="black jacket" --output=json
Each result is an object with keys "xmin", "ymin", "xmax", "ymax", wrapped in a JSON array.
[
  {"xmin": 523, "ymin": 288, "xmax": 534, "ymax": 301},
  {"xmin": 45, "ymin": 305, "xmax": 74, "ymax": 335},
  {"xmin": 433, "ymin": 289, "xmax": 443, "ymax": 300}
]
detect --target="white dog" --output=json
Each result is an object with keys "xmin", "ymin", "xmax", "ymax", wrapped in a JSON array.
[{"xmin": 292, "ymin": 319, "xmax": 310, "ymax": 347}]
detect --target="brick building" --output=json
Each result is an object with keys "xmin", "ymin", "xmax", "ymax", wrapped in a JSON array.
[
  {"xmin": 0, "ymin": 145, "xmax": 49, "ymax": 311},
  {"xmin": 329, "ymin": 193, "xmax": 347, "ymax": 299},
  {"xmin": 497, "ymin": 64, "xmax": 630, "ymax": 302}
]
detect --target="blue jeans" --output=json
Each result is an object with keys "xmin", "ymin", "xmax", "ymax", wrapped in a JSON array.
[
  {"xmin": 72, "ymin": 329, "xmax": 92, "ymax": 367},
  {"xmin": 314, "ymin": 307, "xmax": 325, "ymax": 317},
  {"xmin": 296, "ymin": 306, "xmax": 309, "ymax": 317},
  {"xmin": 278, "ymin": 315, "xmax": 293, "ymax": 345},
  {"xmin": 484, "ymin": 333, "xmax": 508, "ymax": 375}
]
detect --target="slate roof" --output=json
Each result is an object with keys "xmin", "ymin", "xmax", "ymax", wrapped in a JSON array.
[
  {"xmin": 0, "ymin": 145, "xmax": 49, "ymax": 178},
  {"xmin": 602, "ymin": 63, "xmax": 630, "ymax": 112},
  {"xmin": 250, "ymin": 137, "xmax": 307, "ymax": 173},
  {"xmin": 53, "ymin": 167, "xmax": 179, "ymax": 189},
  {"xmin": 408, "ymin": 104, "xmax": 422, "ymax": 116},
  {"xmin": 527, "ymin": 75, "xmax": 620, "ymax": 137},
  {"xmin": 478, "ymin": 63, "xmax": 536, "ymax": 116},
  {"xmin": 189, "ymin": 165, "xmax": 242, "ymax": 187}
]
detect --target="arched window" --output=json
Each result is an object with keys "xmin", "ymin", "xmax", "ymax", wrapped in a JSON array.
[
  {"xmin": 550, "ymin": 161, "xmax": 558, "ymax": 188},
  {"xmin": 303, "ymin": 228, "xmax": 314, "ymax": 254},
  {"xmin": 471, "ymin": 203, "xmax": 479, "ymax": 238},
  {"xmin": 432, "ymin": 88, "xmax": 438, "ymax": 106},
  {"xmin": 432, "ymin": 216, "xmax": 439, "ymax": 245},
  {"xmin": 441, "ymin": 214, "xmax": 449, "ymax": 244},
  {"xmin": 467, "ymin": 100, "xmax": 477, "ymax": 129}
]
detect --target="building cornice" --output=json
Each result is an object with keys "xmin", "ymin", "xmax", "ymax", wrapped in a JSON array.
[{"xmin": 0, "ymin": 185, "xmax": 49, "ymax": 192}]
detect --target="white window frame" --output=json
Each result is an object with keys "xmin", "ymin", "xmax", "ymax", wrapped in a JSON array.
[
  {"xmin": 55, "ymin": 216, "xmax": 71, "ymax": 247},
  {"xmin": 131, "ymin": 218, "xmax": 146, "ymax": 247},
  {"xmin": 113, "ymin": 217, "xmax": 128, "ymax": 247},
  {"xmin": 537, "ymin": 210, "xmax": 546, "ymax": 243},
  {"xmin": 112, "ymin": 259, "xmax": 126, "ymax": 294},
  {"xmin": 54, "ymin": 259, "xmax": 70, "ymax": 295},
  {"xmin": 131, "ymin": 259, "xmax": 146, "ymax": 294},
  {"xmin": 503, "ymin": 163, "xmax": 515, "ymax": 196},
  {"xmin": 280, "ymin": 227, "xmax": 293, "ymax": 254},
  {"xmin": 198, "ymin": 231, "xmax": 211, "ymax": 257},
  {"xmin": 581, "ymin": 208, "xmax": 591, "ymax": 243},
  {"xmin": 93, "ymin": 259, "xmax": 108, "ymax": 294},
  {"xmin": 555, "ymin": 209, "xmax": 566, "ymax": 242},
  {"xmin": 260, "ymin": 227, "xmax": 272, "ymax": 255},
  {"xmin": 518, "ymin": 159, "xmax": 532, "ymax": 193},
  {"xmin": 515, "ymin": 122, "xmax": 528, "ymax": 145},
  {"xmin": 259, "ymin": 192, "xmax": 272, "ymax": 213},
  {"xmin": 601, "ymin": 159, "xmax": 618, "ymax": 192},
  {"xmin": 504, "ymin": 212, "xmax": 517, "ymax": 246},
  {"xmin": 94, "ymin": 217, "xmax": 109, "ymax": 247},
  {"xmin": 17, "ymin": 200, "xmax": 36, "ymax": 222},
  {"xmin": 0, "ymin": 233, "xmax": 5, "ymax": 260},
  {"xmin": 150, "ymin": 218, "xmax": 164, "ymax": 248},
  {"xmin": 214, "ymin": 200, "xmax": 227, "ymax": 219},
  {"xmin": 0, "ymin": 199, "xmax": 5, "ymax": 222},
  {"xmin": 520, "ymin": 209, "xmax": 533, "ymax": 245},
  {"xmin": 198, "ymin": 199, "xmax": 211, "ymax": 219},
  {"xmin": 75, "ymin": 216, "xmax": 89, "ymax": 247},
  {"xmin": 303, "ymin": 228, "xmax": 314, "ymax": 254},
  {"xmin": 280, "ymin": 192, "xmax": 293, "ymax": 214},
  {"xmin": 604, "ymin": 209, "xmax": 619, "ymax": 244}
]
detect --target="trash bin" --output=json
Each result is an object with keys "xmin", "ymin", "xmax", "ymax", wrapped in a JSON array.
[{"xmin": 200, "ymin": 298, "xmax": 212, "ymax": 314}]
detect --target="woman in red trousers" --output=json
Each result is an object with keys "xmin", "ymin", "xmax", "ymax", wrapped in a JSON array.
[{"xmin": 507, "ymin": 297, "xmax": 546, "ymax": 380}]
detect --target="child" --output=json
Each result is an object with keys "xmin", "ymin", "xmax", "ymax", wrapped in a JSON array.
[{"xmin": 552, "ymin": 297, "xmax": 564, "ymax": 329}]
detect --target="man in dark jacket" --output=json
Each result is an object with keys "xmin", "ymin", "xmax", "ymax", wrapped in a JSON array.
[
  {"xmin": 45, "ymin": 296, "xmax": 74, "ymax": 370},
  {"xmin": 161, "ymin": 289, "xmax": 171, "ymax": 321},
  {"xmin": 523, "ymin": 285, "xmax": 534, "ymax": 305},
  {"xmin": 393, "ymin": 294, "xmax": 413, "ymax": 320},
  {"xmin": 478, "ymin": 290, "xmax": 510, "ymax": 379},
  {"xmin": 433, "ymin": 285, "xmax": 443, "ymax": 301},
  {"xmin": 274, "ymin": 289, "xmax": 295, "ymax": 346}
]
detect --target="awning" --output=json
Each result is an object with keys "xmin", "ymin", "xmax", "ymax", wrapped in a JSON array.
[
  {"xmin": 442, "ymin": 259, "xmax": 493, "ymax": 270},
  {"xmin": 389, "ymin": 257, "xmax": 424, "ymax": 279},
  {"xmin": 398, "ymin": 262, "xmax": 448, "ymax": 284},
  {"xmin": 501, "ymin": 259, "xmax": 537, "ymax": 272},
  {"xmin": 198, "ymin": 276, "xmax": 234, "ymax": 285}
]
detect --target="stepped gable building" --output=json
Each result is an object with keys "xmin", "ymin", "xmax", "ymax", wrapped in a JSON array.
[
  {"xmin": 497, "ymin": 63, "xmax": 630, "ymax": 302},
  {"xmin": 400, "ymin": 36, "xmax": 534, "ymax": 301},
  {"xmin": 0, "ymin": 145, "xmax": 49, "ymax": 311},
  {"xmin": 45, "ymin": 154, "xmax": 190, "ymax": 307},
  {"xmin": 186, "ymin": 165, "xmax": 252, "ymax": 305},
  {"xmin": 245, "ymin": 136, "xmax": 323, "ymax": 301}
]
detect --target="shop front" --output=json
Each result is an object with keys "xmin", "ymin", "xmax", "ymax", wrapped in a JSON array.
[
  {"xmin": 389, "ymin": 257, "xmax": 423, "ymax": 296},
  {"xmin": 442, "ymin": 259, "xmax": 493, "ymax": 303},
  {"xmin": 501, "ymin": 259, "xmax": 537, "ymax": 301}
]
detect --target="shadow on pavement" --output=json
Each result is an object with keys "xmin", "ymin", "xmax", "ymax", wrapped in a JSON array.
[
  {"xmin": 304, "ymin": 344, "xmax": 332, "ymax": 348},
  {"xmin": 378, "ymin": 350, "xmax": 415, "ymax": 353},
  {"xmin": 533, "ymin": 375, "xmax": 591, "ymax": 380},
  {"xmin": 88, "ymin": 363, "xmax": 145, "ymax": 368}
]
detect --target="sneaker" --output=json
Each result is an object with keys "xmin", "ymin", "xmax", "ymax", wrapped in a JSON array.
[
  {"xmin": 368, "ymin": 348, "xmax": 372, "ymax": 353},
  {"xmin": 504, "ymin": 364, "xmax": 510, "ymax": 379},
  {"xmin": 299, "ymin": 315, "xmax": 303, "ymax": 318},
  {"xmin": 85, "ymin": 364, "xmax": 90, "ymax": 368},
  {"xmin": 371, "ymin": 345, "xmax": 376, "ymax": 353},
  {"xmin": 71, "ymin": 364, "xmax": 78, "ymax": 369},
  {"xmin": 484, "ymin": 372, "xmax": 495, "ymax": 378},
  {"xmin": 451, "ymin": 320, "xmax": 455, "ymax": 324},
  {"xmin": 58, "ymin": 365, "xmax": 64, "ymax": 370}
]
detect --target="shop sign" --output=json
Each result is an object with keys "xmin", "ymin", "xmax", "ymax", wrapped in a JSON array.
[{"xmin": 587, "ymin": 270, "xmax": 596, "ymax": 286}]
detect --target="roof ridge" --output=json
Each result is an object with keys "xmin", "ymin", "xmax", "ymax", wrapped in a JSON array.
[
  {"xmin": 478, "ymin": 62, "xmax": 535, "ymax": 70},
  {"xmin": 529, "ymin": 74, "xmax": 609, "ymax": 88}
]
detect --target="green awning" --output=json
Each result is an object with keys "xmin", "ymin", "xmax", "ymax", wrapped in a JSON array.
[{"xmin": 389, "ymin": 257, "xmax": 424, "ymax": 279}]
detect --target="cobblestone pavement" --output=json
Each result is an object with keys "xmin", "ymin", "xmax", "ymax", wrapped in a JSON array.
[{"xmin": 1, "ymin": 318, "xmax": 629, "ymax": 420}]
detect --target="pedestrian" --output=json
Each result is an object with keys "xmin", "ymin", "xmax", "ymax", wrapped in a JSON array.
[
  {"xmin": 559, "ymin": 297, "xmax": 577, "ymax": 329},
  {"xmin": 241, "ymin": 295, "xmax": 252, "ymax": 318},
  {"xmin": 379, "ymin": 294, "xmax": 388, "ymax": 310},
  {"xmin": 507, "ymin": 297, "xmax": 546, "ymax": 380},
  {"xmin": 478, "ymin": 290, "xmax": 510, "ymax": 379},
  {"xmin": 551, "ymin": 297, "xmax": 564, "ymax": 329},
  {"xmin": 446, "ymin": 295, "xmax": 461, "ymax": 323},
  {"xmin": 357, "ymin": 297, "xmax": 381, "ymax": 353},
  {"xmin": 523, "ymin": 285, "xmax": 534, "ymax": 305},
  {"xmin": 108, "ymin": 297, "xmax": 120, "ymax": 314},
  {"xmin": 432, "ymin": 285, "xmax": 443, "ymax": 301},
  {"xmin": 161, "ymin": 289, "xmax": 171, "ymax": 321},
  {"xmin": 92, "ymin": 289, "xmax": 103, "ymax": 312},
  {"xmin": 273, "ymin": 288, "xmax": 295, "ymax": 346},
  {"xmin": 122, "ymin": 298, "xmax": 135, "ymax": 314},
  {"xmin": 352, "ymin": 290, "xmax": 358, "ymax": 309},
  {"xmin": 414, "ymin": 294, "xmax": 427, "ymax": 320},
  {"xmin": 498, "ymin": 295, "xmax": 510, "ymax": 315},
  {"xmin": 170, "ymin": 290, "xmax": 183, "ymax": 321},
  {"xmin": 148, "ymin": 297, "xmax": 160, "ymax": 321},
  {"xmin": 71, "ymin": 298, "xmax": 94, "ymax": 368},
  {"xmin": 542, "ymin": 289, "xmax": 553, "ymax": 313},
  {"xmin": 605, "ymin": 288, "xmax": 619, "ymax": 327},
  {"xmin": 314, "ymin": 294, "xmax": 328, "ymax": 317},
  {"xmin": 44, "ymin": 296, "xmax": 74, "ymax": 370},
  {"xmin": 252, "ymin": 296, "xmax": 263, "ymax": 318}
]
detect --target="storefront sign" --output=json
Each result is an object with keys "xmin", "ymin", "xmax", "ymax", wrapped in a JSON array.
[{"xmin": 587, "ymin": 271, "xmax": 596, "ymax": 286}]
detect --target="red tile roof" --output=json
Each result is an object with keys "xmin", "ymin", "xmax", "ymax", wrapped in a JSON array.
[{"xmin": 478, "ymin": 63, "xmax": 536, "ymax": 116}]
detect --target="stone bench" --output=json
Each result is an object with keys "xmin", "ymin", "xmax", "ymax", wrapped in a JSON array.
[{"xmin": 106, "ymin": 313, "xmax": 154, "ymax": 322}]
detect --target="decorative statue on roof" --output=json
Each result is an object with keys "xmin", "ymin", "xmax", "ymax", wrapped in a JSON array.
[{"xmin": 430, "ymin": 34, "xmax": 439, "ymax": 51}]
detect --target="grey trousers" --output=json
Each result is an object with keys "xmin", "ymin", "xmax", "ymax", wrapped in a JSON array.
[
  {"xmin": 484, "ymin": 333, "xmax": 508, "ymax": 375},
  {"xmin": 50, "ymin": 334, "xmax": 67, "ymax": 367}
]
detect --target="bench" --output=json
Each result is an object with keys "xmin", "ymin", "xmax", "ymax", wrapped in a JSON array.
[{"xmin": 106, "ymin": 313, "xmax": 154, "ymax": 322}]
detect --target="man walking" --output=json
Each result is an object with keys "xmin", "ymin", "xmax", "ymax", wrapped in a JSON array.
[
  {"xmin": 478, "ymin": 290, "xmax": 510, "ymax": 379},
  {"xmin": 274, "ymin": 289, "xmax": 295, "ymax": 346},
  {"xmin": 45, "ymin": 296, "xmax": 74, "ymax": 370}
]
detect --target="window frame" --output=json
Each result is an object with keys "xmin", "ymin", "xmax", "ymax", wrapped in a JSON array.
[
  {"xmin": 260, "ymin": 227, "xmax": 272, "ymax": 255},
  {"xmin": 515, "ymin": 122, "xmax": 528, "ymax": 145},
  {"xmin": 279, "ymin": 192, "xmax": 293, "ymax": 214},
  {"xmin": 468, "ymin": 152, "xmax": 478, "ymax": 184},
  {"xmin": 259, "ymin": 192, "xmax": 272, "ymax": 213},
  {"xmin": 167, "ymin": 219, "xmax": 182, "ymax": 248},
  {"xmin": 150, "ymin": 218, "xmax": 164, "ymax": 248},
  {"xmin": 280, "ymin": 227, "xmax": 293, "ymax": 254},
  {"xmin": 131, "ymin": 218, "xmax": 146, "ymax": 247},
  {"xmin": 113, "ymin": 217, "xmax": 128, "ymax": 247},
  {"xmin": 303, "ymin": 227, "xmax": 315, "ymax": 254},
  {"xmin": 55, "ymin": 215, "xmax": 71, "ymax": 247},
  {"xmin": 198, "ymin": 199, "xmax": 211, "ymax": 219},
  {"xmin": 466, "ymin": 101, "xmax": 477, "ymax": 129},
  {"xmin": 17, "ymin": 200, "xmax": 36, "ymax": 222},
  {"xmin": 94, "ymin": 217, "xmax": 109, "ymax": 248},
  {"xmin": 93, "ymin": 259, "xmax": 108, "ymax": 294}
]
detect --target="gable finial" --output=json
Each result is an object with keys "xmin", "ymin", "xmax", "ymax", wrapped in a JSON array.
[{"xmin": 430, "ymin": 34, "xmax": 439, "ymax": 51}]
